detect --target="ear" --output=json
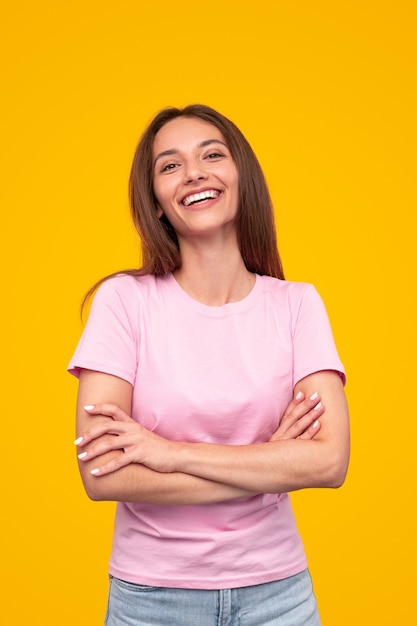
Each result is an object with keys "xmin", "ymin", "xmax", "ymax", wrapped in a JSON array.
[{"xmin": 156, "ymin": 204, "xmax": 164, "ymax": 219}]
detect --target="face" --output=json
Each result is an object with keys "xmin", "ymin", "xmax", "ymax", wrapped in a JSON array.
[{"xmin": 152, "ymin": 116, "xmax": 239, "ymax": 240}]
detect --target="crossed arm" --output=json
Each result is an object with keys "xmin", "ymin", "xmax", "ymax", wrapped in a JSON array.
[{"xmin": 75, "ymin": 369, "xmax": 350, "ymax": 505}]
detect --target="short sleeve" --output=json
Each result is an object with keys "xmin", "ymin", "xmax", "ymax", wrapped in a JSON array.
[
  {"xmin": 291, "ymin": 284, "xmax": 346, "ymax": 386},
  {"xmin": 67, "ymin": 276, "xmax": 139, "ymax": 384}
]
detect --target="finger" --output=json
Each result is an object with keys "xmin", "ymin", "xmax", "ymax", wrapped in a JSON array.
[
  {"xmin": 272, "ymin": 400, "xmax": 324, "ymax": 441},
  {"xmin": 83, "ymin": 404, "xmax": 133, "ymax": 422},
  {"xmin": 294, "ymin": 390, "xmax": 305, "ymax": 403},
  {"xmin": 293, "ymin": 401, "xmax": 324, "ymax": 437},
  {"xmin": 277, "ymin": 394, "xmax": 323, "ymax": 438},
  {"xmin": 280, "ymin": 391, "xmax": 305, "ymax": 421},
  {"xmin": 298, "ymin": 418, "xmax": 321, "ymax": 440},
  {"xmin": 281, "ymin": 391, "xmax": 321, "ymax": 423},
  {"xmin": 90, "ymin": 452, "xmax": 135, "ymax": 477},
  {"xmin": 288, "ymin": 390, "xmax": 305, "ymax": 411},
  {"xmin": 75, "ymin": 421, "xmax": 132, "ymax": 447},
  {"xmin": 77, "ymin": 434, "xmax": 129, "ymax": 461}
]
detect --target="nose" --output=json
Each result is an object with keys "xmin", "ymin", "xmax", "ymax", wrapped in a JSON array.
[{"xmin": 183, "ymin": 160, "xmax": 208, "ymax": 184}]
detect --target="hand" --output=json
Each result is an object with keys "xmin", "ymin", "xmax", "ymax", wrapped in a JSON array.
[
  {"xmin": 269, "ymin": 391, "xmax": 324, "ymax": 442},
  {"xmin": 75, "ymin": 404, "xmax": 180, "ymax": 476}
]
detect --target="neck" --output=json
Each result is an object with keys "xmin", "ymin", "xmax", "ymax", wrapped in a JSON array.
[{"xmin": 174, "ymin": 236, "xmax": 255, "ymax": 306}]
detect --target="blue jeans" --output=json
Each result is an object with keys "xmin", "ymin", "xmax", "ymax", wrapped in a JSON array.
[{"xmin": 105, "ymin": 569, "xmax": 321, "ymax": 625}]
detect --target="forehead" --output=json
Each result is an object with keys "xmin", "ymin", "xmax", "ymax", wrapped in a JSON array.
[{"xmin": 153, "ymin": 117, "xmax": 226, "ymax": 154}]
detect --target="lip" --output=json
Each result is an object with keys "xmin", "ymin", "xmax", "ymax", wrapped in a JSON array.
[{"xmin": 180, "ymin": 187, "xmax": 223, "ymax": 207}]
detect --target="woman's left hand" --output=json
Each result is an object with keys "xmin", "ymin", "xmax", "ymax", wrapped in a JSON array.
[
  {"xmin": 269, "ymin": 390, "xmax": 324, "ymax": 442},
  {"xmin": 75, "ymin": 404, "xmax": 180, "ymax": 476}
]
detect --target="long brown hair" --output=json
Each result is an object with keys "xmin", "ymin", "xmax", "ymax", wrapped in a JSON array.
[{"xmin": 82, "ymin": 104, "xmax": 284, "ymax": 311}]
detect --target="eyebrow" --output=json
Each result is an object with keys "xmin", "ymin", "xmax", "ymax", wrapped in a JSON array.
[{"xmin": 154, "ymin": 139, "xmax": 228, "ymax": 166}]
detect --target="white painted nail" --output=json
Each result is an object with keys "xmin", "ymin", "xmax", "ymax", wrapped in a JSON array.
[
  {"xmin": 312, "ymin": 420, "xmax": 319, "ymax": 428},
  {"xmin": 74, "ymin": 437, "xmax": 83, "ymax": 445},
  {"xmin": 313, "ymin": 402, "xmax": 322, "ymax": 410},
  {"xmin": 84, "ymin": 405, "xmax": 95, "ymax": 410},
  {"xmin": 309, "ymin": 392, "xmax": 318, "ymax": 401},
  {"xmin": 90, "ymin": 468, "xmax": 100, "ymax": 475},
  {"xmin": 295, "ymin": 391, "xmax": 303, "ymax": 400},
  {"xmin": 78, "ymin": 452, "xmax": 87, "ymax": 460}
]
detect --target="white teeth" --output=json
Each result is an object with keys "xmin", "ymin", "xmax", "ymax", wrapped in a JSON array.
[{"xmin": 183, "ymin": 190, "xmax": 219, "ymax": 206}]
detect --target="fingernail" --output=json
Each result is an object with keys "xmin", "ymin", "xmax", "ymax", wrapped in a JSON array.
[
  {"xmin": 295, "ymin": 391, "xmax": 303, "ymax": 400},
  {"xmin": 78, "ymin": 452, "xmax": 87, "ymax": 460},
  {"xmin": 309, "ymin": 392, "xmax": 318, "ymax": 401},
  {"xmin": 91, "ymin": 468, "xmax": 100, "ymax": 475},
  {"xmin": 312, "ymin": 420, "xmax": 319, "ymax": 428},
  {"xmin": 74, "ymin": 437, "xmax": 83, "ymax": 445},
  {"xmin": 84, "ymin": 405, "xmax": 95, "ymax": 410},
  {"xmin": 313, "ymin": 402, "xmax": 322, "ymax": 410}
]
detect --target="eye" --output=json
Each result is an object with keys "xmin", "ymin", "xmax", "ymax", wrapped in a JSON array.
[
  {"xmin": 160, "ymin": 162, "xmax": 179, "ymax": 173},
  {"xmin": 205, "ymin": 152, "xmax": 224, "ymax": 160}
]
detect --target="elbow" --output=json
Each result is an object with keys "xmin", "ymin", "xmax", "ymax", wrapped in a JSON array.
[
  {"xmin": 323, "ymin": 452, "xmax": 350, "ymax": 489},
  {"xmin": 77, "ymin": 453, "xmax": 122, "ymax": 502},
  {"xmin": 85, "ymin": 485, "xmax": 107, "ymax": 502},
  {"xmin": 80, "ymin": 472, "xmax": 113, "ymax": 502},
  {"xmin": 327, "ymin": 471, "xmax": 347, "ymax": 489},
  {"xmin": 83, "ymin": 481, "xmax": 105, "ymax": 502}
]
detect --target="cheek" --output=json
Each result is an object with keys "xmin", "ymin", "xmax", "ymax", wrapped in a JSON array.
[
  {"xmin": 153, "ymin": 183, "xmax": 175, "ymax": 219},
  {"xmin": 153, "ymin": 177, "xmax": 173, "ymax": 205},
  {"xmin": 152, "ymin": 180, "xmax": 165, "ymax": 206}
]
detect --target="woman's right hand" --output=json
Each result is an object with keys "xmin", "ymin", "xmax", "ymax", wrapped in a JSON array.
[{"xmin": 269, "ymin": 391, "xmax": 325, "ymax": 442}]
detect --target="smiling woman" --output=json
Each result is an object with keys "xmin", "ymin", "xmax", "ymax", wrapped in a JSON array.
[
  {"xmin": 152, "ymin": 117, "xmax": 240, "ymax": 244},
  {"xmin": 68, "ymin": 104, "xmax": 349, "ymax": 625}
]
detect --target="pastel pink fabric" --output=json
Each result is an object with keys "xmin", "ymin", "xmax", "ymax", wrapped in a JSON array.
[{"xmin": 69, "ymin": 273, "xmax": 345, "ymax": 589}]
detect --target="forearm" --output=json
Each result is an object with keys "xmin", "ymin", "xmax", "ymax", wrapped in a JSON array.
[
  {"xmin": 79, "ymin": 452, "xmax": 257, "ymax": 505},
  {"xmin": 174, "ymin": 437, "xmax": 346, "ymax": 494}
]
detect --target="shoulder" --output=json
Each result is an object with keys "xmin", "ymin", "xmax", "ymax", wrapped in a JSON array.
[
  {"xmin": 257, "ymin": 276, "xmax": 328, "ymax": 327},
  {"xmin": 88, "ymin": 273, "xmax": 166, "ymax": 323},
  {"xmin": 258, "ymin": 275, "xmax": 318, "ymax": 305},
  {"xmin": 93, "ymin": 273, "xmax": 160, "ymax": 303}
]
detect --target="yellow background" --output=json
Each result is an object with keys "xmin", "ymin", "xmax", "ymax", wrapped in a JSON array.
[{"xmin": 1, "ymin": 1, "xmax": 416, "ymax": 623}]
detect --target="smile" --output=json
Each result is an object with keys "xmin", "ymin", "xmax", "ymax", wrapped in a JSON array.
[{"xmin": 182, "ymin": 190, "xmax": 221, "ymax": 206}]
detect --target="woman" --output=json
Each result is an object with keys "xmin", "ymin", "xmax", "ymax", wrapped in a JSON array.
[{"xmin": 69, "ymin": 104, "xmax": 350, "ymax": 625}]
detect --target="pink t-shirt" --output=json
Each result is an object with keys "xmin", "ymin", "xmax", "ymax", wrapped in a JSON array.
[{"xmin": 68, "ymin": 273, "xmax": 345, "ymax": 589}]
